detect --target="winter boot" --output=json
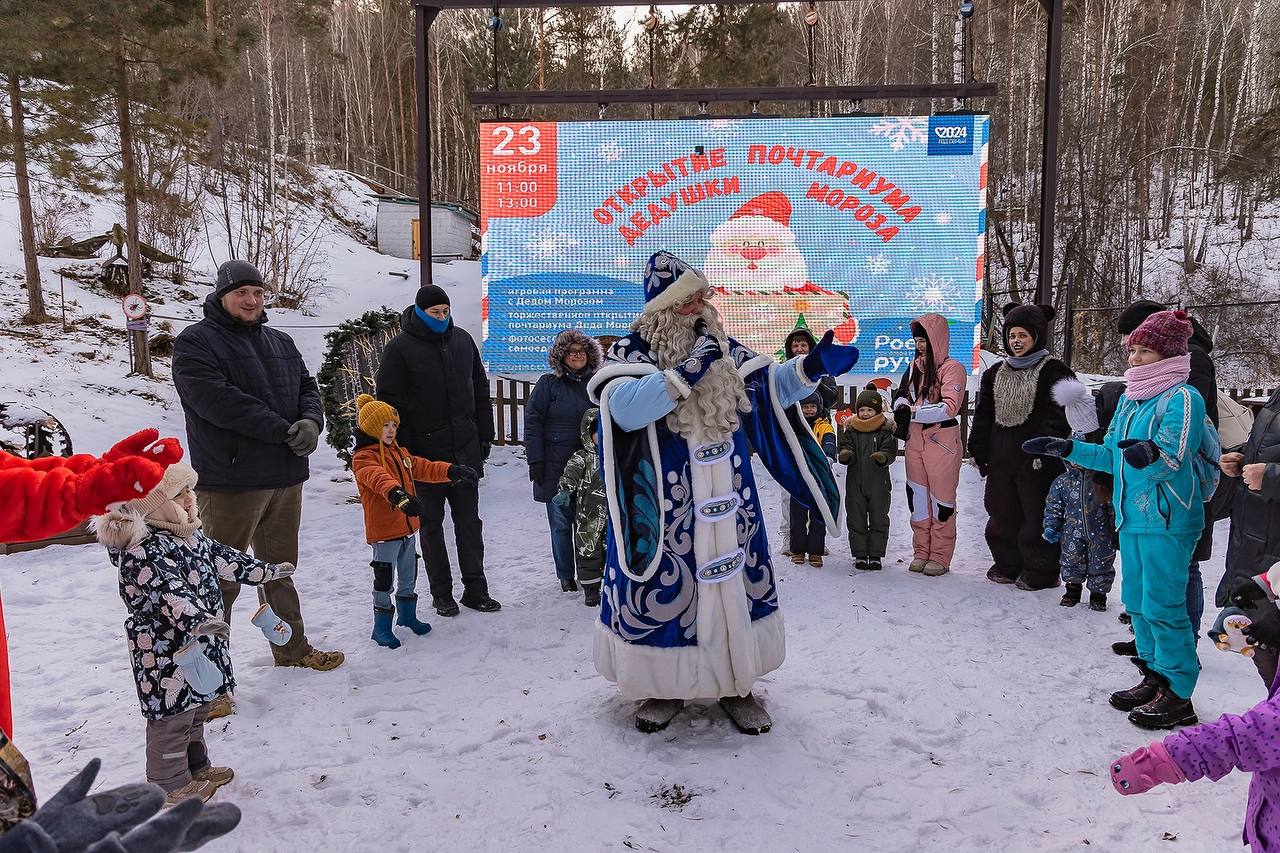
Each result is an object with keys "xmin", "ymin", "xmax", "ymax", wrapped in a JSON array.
[
  {"xmin": 206, "ymin": 694, "xmax": 234, "ymax": 720},
  {"xmin": 560, "ymin": 578, "xmax": 579, "ymax": 593},
  {"xmin": 371, "ymin": 607, "xmax": 401, "ymax": 649},
  {"xmin": 808, "ymin": 554, "xmax": 824, "ymax": 568},
  {"xmin": 461, "ymin": 592, "xmax": 502, "ymax": 613},
  {"xmin": 986, "ymin": 566, "xmax": 1016, "ymax": 584},
  {"xmin": 164, "ymin": 779, "xmax": 216, "ymax": 807},
  {"xmin": 1016, "ymin": 575, "xmax": 1061, "ymax": 591},
  {"xmin": 1112, "ymin": 639, "xmax": 1138, "ymax": 657},
  {"xmin": 791, "ymin": 554, "xmax": 805, "ymax": 565},
  {"xmin": 1119, "ymin": 611, "xmax": 1132, "ymax": 625},
  {"xmin": 923, "ymin": 561, "xmax": 949, "ymax": 577},
  {"xmin": 1109, "ymin": 662, "xmax": 1163, "ymax": 712},
  {"xmin": 1089, "ymin": 592, "xmax": 1108, "ymax": 612},
  {"xmin": 719, "ymin": 693, "xmax": 772, "ymax": 735},
  {"xmin": 433, "ymin": 596, "xmax": 460, "ymax": 617},
  {"xmin": 854, "ymin": 558, "xmax": 870, "ymax": 571},
  {"xmin": 1060, "ymin": 583, "xmax": 1083, "ymax": 607},
  {"xmin": 191, "ymin": 766, "xmax": 234, "ymax": 793},
  {"xmin": 395, "ymin": 595, "xmax": 432, "ymax": 636},
  {"xmin": 909, "ymin": 558, "xmax": 928, "ymax": 573},
  {"xmin": 635, "ymin": 698, "xmax": 684, "ymax": 733},
  {"xmin": 867, "ymin": 558, "xmax": 883, "ymax": 571},
  {"xmin": 1128, "ymin": 688, "xmax": 1199, "ymax": 730}
]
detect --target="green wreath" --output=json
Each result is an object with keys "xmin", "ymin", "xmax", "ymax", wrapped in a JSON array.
[{"xmin": 316, "ymin": 307, "xmax": 402, "ymax": 466}]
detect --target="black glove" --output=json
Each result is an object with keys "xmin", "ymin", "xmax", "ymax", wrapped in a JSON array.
[
  {"xmin": 893, "ymin": 405, "xmax": 911, "ymax": 436},
  {"xmin": 387, "ymin": 487, "xmax": 423, "ymax": 517},
  {"xmin": 1245, "ymin": 607, "xmax": 1280, "ymax": 651},
  {"xmin": 1118, "ymin": 439, "xmax": 1160, "ymax": 469},
  {"xmin": 1231, "ymin": 578, "xmax": 1272, "ymax": 611},
  {"xmin": 529, "ymin": 462, "xmax": 545, "ymax": 483},
  {"xmin": 480, "ymin": 441, "xmax": 492, "ymax": 461},
  {"xmin": 84, "ymin": 798, "xmax": 242, "ymax": 853},
  {"xmin": 1022, "ymin": 437, "xmax": 1073, "ymax": 458},
  {"xmin": 285, "ymin": 419, "xmax": 320, "ymax": 456},
  {"xmin": 448, "ymin": 464, "xmax": 479, "ymax": 485}
]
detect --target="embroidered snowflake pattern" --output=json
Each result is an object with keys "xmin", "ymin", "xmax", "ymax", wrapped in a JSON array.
[
  {"xmin": 598, "ymin": 140, "xmax": 624, "ymax": 162},
  {"xmin": 866, "ymin": 253, "xmax": 890, "ymax": 275},
  {"xmin": 910, "ymin": 272, "xmax": 960, "ymax": 313},
  {"xmin": 869, "ymin": 117, "xmax": 929, "ymax": 152}
]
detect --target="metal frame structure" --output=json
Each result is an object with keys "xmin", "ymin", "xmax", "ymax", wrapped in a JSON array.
[{"xmin": 412, "ymin": 0, "xmax": 1065, "ymax": 306}]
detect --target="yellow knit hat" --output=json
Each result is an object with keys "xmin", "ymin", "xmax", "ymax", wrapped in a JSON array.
[{"xmin": 356, "ymin": 393, "xmax": 399, "ymax": 439}]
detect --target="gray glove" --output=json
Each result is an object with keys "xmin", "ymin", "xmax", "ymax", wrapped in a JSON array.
[
  {"xmin": 271, "ymin": 561, "xmax": 296, "ymax": 579},
  {"xmin": 192, "ymin": 619, "xmax": 230, "ymax": 640},
  {"xmin": 0, "ymin": 758, "xmax": 163, "ymax": 853},
  {"xmin": 285, "ymin": 419, "xmax": 320, "ymax": 456},
  {"xmin": 84, "ymin": 799, "xmax": 242, "ymax": 853}
]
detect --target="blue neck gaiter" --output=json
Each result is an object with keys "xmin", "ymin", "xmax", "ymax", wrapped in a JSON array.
[{"xmin": 415, "ymin": 306, "xmax": 451, "ymax": 333}]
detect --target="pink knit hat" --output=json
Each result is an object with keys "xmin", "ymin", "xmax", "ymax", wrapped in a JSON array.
[{"xmin": 1127, "ymin": 309, "xmax": 1193, "ymax": 358}]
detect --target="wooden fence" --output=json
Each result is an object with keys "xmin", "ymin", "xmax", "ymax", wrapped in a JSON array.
[{"xmin": 491, "ymin": 377, "xmax": 1277, "ymax": 453}]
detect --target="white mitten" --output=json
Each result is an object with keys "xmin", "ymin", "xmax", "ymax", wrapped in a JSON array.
[
  {"xmin": 251, "ymin": 604, "xmax": 293, "ymax": 647},
  {"xmin": 173, "ymin": 641, "xmax": 224, "ymax": 698}
]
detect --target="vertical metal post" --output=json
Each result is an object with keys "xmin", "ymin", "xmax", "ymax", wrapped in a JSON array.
[
  {"xmin": 1062, "ymin": 268, "xmax": 1076, "ymax": 366},
  {"xmin": 414, "ymin": 3, "xmax": 441, "ymax": 287},
  {"xmin": 1035, "ymin": 0, "xmax": 1064, "ymax": 306}
]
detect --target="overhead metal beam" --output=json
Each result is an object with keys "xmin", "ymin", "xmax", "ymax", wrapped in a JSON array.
[
  {"xmin": 429, "ymin": 0, "xmax": 769, "ymax": 6},
  {"xmin": 470, "ymin": 82, "xmax": 1000, "ymax": 106}
]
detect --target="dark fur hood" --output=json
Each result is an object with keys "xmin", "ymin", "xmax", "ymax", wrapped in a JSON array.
[{"xmin": 548, "ymin": 330, "xmax": 604, "ymax": 377}]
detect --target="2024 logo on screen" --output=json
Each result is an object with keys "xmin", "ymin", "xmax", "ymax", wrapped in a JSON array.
[{"xmin": 927, "ymin": 116, "xmax": 975, "ymax": 156}]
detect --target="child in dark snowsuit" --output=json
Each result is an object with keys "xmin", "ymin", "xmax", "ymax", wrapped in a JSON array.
[
  {"xmin": 1042, "ymin": 378, "xmax": 1116, "ymax": 610},
  {"xmin": 838, "ymin": 385, "xmax": 897, "ymax": 571},
  {"xmin": 555, "ymin": 408, "xmax": 607, "ymax": 607},
  {"xmin": 791, "ymin": 393, "xmax": 837, "ymax": 567},
  {"xmin": 351, "ymin": 394, "xmax": 478, "ymax": 648}
]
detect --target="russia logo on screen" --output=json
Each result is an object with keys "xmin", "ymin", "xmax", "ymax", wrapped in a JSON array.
[{"xmin": 928, "ymin": 115, "xmax": 974, "ymax": 157}]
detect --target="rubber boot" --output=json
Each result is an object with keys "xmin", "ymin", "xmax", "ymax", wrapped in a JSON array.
[
  {"xmin": 371, "ymin": 607, "xmax": 401, "ymax": 649},
  {"xmin": 395, "ymin": 595, "xmax": 432, "ymax": 636}
]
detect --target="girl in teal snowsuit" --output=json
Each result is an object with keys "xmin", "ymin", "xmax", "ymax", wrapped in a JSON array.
[{"xmin": 1024, "ymin": 310, "xmax": 1207, "ymax": 730}]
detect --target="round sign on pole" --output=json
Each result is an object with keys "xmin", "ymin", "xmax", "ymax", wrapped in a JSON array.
[{"xmin": 121, "ymin": 293, "xmax": 149, "ymax": 321}]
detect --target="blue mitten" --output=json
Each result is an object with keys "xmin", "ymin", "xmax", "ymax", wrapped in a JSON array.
[
  {"xmin": 802, "ymin": 330, "xmax": 860, "ymax": 381},
  {"xmin": 1042, "ymin": 527, "xmax": 1061, "ymax": 544},
  {"xmin": 1022, "ymin": 437, "xmax": 1072, "ymax": 458},
  {"xmin": 552, "ymin": 491, "xmax": 571, "ymax": 507},
  {"xmin": 1118, "ymin": 439, "xmax": 1160, "ymax": 469},
  {"xmin": 670, "ymin": 327, "xmax": 723, "ymax": 390},
  {"xmin": 173, "ymin": 641, "xmax": 224, "ymax": 698}
]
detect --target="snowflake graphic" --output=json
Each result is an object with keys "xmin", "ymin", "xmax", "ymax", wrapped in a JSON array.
[
  {"xmin": 524, "ymin": 232, "xmax": 581, "ymax": 256},
  {"xmin": 869, "ymin": 117, "xmax": 928, "ymax": 152},
  {"xmin": 598, "ymin": 140, "xmax": 624, "ymax": 163},
  {"xmin": 866, "ymin": 254, "xmax": 890, "ymax": 275},
  {"xmin": 935, "ymin": 212, "xmax": 953, "ymax": 226},
  {"xmin": 613, "ymin": 255, "xmax": 629, "ymax": 268},
  {"xmin": 910, "ymin": 272, "xmax": 959, "ymax": 314}
]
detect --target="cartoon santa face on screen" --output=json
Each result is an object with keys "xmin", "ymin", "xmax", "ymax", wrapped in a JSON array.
[{"xmin": 704, "ymin": 191, "xmax": 808, "ymax": 293}]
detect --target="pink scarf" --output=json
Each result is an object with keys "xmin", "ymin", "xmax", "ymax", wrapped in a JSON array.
[{"xmin": 1124, "ymin": 353, "xmax": 1192, "ymax": 401}]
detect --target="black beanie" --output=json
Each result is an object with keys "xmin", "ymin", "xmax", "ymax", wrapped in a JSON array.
[
  {"xmin": 1001, "ymin": 303, "xmax": 1056, "ymax": 354},
  {"xmin": 215, "ymin": 259, "xmax": 265, "ymax": 298},
  {"xmin": 415, "ymin": 284, "xmax": 450, "ymax": 310},
  {"xmin": 1116, "ymin": 299, "xmax": 1165, "ymax": 335}
]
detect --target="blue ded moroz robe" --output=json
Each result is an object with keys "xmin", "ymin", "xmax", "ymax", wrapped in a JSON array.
[{"xmin": 587, "ymin": 334, "xmax": 842, "ymax": 700}]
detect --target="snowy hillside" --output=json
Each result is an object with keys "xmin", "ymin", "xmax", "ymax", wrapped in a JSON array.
[{"xmin": 0, "ymin": 166, "xmax": 1264, "ymax": 852}]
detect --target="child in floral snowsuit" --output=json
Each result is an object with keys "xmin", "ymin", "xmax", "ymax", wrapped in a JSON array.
[{"xmin": 95, "ymin": 462, "xmax": 292, "ymax": 804}]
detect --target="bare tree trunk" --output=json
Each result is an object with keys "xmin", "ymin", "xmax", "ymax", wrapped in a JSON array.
[
  {"xmin": 114, "ymin": 24, "xmax": 151, "ymax": 377},
  {"xmin": 9, "ymin": 75, "xmax": 48, "ymax": 322},
  {"xmin": 205, "ymin": 0, "xmax": 224, "ymax": 167}
]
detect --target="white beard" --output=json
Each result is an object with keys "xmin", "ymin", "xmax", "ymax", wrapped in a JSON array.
[{"xmin": 632, "ymin": 306, "xmax": 751, "ymax": 444}]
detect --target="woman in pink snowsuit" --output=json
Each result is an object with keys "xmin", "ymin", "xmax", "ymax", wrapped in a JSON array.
[{"xmin": 892, "ymin": 313, "xmax": 966, "ymax": 576}]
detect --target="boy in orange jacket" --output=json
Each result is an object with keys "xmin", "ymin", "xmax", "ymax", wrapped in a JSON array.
[{"xmin": 351, "ymin": 394, "xmax": 477, "ymax": 648}]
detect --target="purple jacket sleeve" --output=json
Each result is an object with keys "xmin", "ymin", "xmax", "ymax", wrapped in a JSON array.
[{"xmin": 1163, "ymin": 692, "xmax": 1280, "ymax": 781}]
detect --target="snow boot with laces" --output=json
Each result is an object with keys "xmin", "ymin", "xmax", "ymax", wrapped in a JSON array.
[
  {"xmin": 1109, "ymin": 662, "xmax": 1163, "ymax": 712},
  {"xmin": 164, "ymin": 779, "xmax": 216, "ymax": 807},
  {"xmin": 1128, "ymin": 687, "xmax": 1199, "ymax": 730}
]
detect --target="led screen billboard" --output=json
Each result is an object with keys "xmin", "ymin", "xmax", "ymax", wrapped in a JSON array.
[{"xmin": 479, "ymin": 114, "xmax": 989, "ymax": 377}]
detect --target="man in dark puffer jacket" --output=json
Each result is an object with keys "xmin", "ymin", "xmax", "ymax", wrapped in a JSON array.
[
  {"xmin": 172, "ymin": 260, "xmax": 344, "ymax": 711},
  {"xmin": 376, "ymin": 284, "xmax": 499, "ymax": 617}
]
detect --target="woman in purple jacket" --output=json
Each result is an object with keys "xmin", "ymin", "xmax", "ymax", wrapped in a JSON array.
[{"xmin": 1111, "ymin": 565, "xmax": 1280, "ymax": 850}]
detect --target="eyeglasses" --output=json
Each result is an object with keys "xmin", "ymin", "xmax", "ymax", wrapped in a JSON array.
[{"xmin": 566, "ymin": 347, "xmax": 588, "ymax": 356}]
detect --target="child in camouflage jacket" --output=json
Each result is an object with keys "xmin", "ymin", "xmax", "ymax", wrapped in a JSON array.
[{"xmin": 554, "ymin": 409, "xmax": 606, "ymax": 607}]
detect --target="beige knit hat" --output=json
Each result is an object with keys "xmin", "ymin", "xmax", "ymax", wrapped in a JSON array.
[{"xmin": 125, "ymin": 461, "xmax": 198, "ymax": 518}]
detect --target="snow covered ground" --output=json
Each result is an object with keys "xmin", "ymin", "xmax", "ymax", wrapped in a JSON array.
[{"xmin": 0, "ymin": 161, "xmax": 1262, "ymax": 851}]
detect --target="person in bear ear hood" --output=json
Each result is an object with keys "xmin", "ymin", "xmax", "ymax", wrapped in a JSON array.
[{"xmin": 968, "ymin": 303, "xmax": 1076, "ymax": 591}]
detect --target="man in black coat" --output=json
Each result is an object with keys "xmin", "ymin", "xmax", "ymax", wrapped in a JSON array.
[
  {"xmin": 1219, "ymin": 390, "xmax": 1280, "ymax": 686},
  {"xmin": 1115, "ymin": 301, "xmax": 1218, "ymax": 640},
  {"xmin": 376, "ymin": 284, "xmax": 499, "ymax": 617},
  {"xmin": 172, "ymin": 260, "xmax": 344, "ymax": 714}
]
